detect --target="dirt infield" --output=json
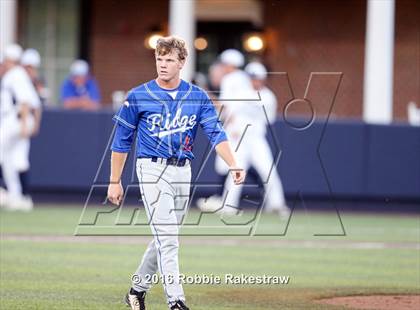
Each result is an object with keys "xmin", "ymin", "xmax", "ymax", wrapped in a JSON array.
[{"xmin": 318, "ymin": 295, "xmax": 420, "ymax": 310}]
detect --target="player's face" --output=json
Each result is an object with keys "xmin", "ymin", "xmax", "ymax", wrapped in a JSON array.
[
  {"xmin": 155, "ymin": 52, "xmax": 185, "ymax": 82},
  {"xmin": 24, "ymin": 66, "xmax": 38, "ymax": 80},
  {"xmin": 251, "ymin": 79, "xmax": 265, "ymax": 90},
  {"xmin": 72, "ymin": 75, "xmax": 87, "ymax": 86}
]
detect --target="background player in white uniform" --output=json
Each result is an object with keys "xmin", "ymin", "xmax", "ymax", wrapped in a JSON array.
[
  {"xmin": 198, "ymin": 61, "xmax": 289, "ymax": 217},
  {"xmin": 107, "ymin": 37, "xmax": 245, "ymax": 310},
  {"xmin": 0, "ymin": 44, "xmax": 41, "ymax": 211},
  {"xmin": 215, "ymin": 50, "xmax": 254, "ymax": 177},
  {"xmin": 197, "ymin": 49, "xmax": 253, "ymax": 214},
  {"xmin": 22, "ymin": 48, "xmax": 50, "ymax": 106},
  {"xmin": 216, "ymin": 49, "xmax": 254, "ymax": 124}
]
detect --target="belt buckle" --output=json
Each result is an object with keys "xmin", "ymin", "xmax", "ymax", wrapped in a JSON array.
[
  {"xmin": 155, "ymin": 157, "xmax": 186, "ymax": 166},
  {"xmin": 169, "ymin": 158, "xmax": 184, "ymax": 166}
]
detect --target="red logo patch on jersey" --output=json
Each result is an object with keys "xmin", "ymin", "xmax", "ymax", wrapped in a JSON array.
[{"xmin": 183, "ymin": 136, "xmax": 193, "ymax": 151}]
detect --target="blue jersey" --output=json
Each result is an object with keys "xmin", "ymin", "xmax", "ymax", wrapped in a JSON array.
[
  {"xmin": 111, "ymin": 79, "xmax": 227, "ymax": 160},
  {"xmin": 60, "ymin": 76, "xmax": 101, "ymax": 103}
]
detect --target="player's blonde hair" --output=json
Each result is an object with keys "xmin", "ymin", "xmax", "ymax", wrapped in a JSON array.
[{"xmin": 155, "ymin": 36, "xmax": 188, "ymax": 61}]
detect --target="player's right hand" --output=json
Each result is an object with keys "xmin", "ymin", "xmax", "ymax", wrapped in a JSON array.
[{"xmin": 107, "ymin": 182, "xmax": 124, "ymax": 205}]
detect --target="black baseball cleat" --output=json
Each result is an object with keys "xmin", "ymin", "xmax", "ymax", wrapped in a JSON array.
[
  {"xmin": 170, "ymin": 300, "xmax": 190, "ymax": 310},
  {"xmin": 124, "ymin": 288, "xmax": 146, "ymax": 310}
]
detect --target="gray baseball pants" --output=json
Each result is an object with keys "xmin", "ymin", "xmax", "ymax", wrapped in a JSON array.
[{"xmin": 132, "ymin": 158, "xmax": 191, "ymax": 305}]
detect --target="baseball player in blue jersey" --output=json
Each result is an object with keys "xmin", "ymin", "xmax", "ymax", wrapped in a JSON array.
[{"xmin": 107, "ymin": 36, "xmax": 245, "ymax": 310}]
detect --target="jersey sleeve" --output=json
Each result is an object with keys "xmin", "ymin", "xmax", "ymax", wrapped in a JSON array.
[
  {"xmin": 199, "ymin": 92, "xmax": 228, "ymax": 147},
  {"xmin": 110, "ymin": 91, "xmax": 139, "ymax": 152},
  {"xmin": 110, "ymin": 123, "xmax": 136, "ymax": 153},
  {"xmin": 112, "ymin": 91, "xmax": 139, "ymax": 130}
]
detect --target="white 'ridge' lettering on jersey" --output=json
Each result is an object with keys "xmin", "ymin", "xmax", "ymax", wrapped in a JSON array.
[
  {"xmin": 151, "ymin": 126, "xmax": 195, "ymax": 138},
  {"xmin": 147, "ymin": 108, "xmax": 197, "ymax": 137}
]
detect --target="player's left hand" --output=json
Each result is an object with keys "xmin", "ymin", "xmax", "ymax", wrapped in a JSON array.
[
  {"xmin": 230, "ymin": 166, "xmax": 246, "ymax": 185},
  {"xmin": 20, "ymin": 126, "xmax": 31, "ymax": 138},
  {"xmin": 31, "ymin": 125, "xmax": 40, "ymax": 137}
]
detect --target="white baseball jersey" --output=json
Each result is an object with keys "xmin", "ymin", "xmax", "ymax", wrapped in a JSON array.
[
  {"xmin": 219, "ymin": 70, "xmax": 253, "ymax": 101},
  {"xmin": 250, "ymin": 86, "xmax": 278, "ymax": 135},
  {"xmin": 0, "ymin": 66, "xmax": 40, "ymax": 117},
  {"xmin": 219, "ymin": 70, "xmax": 255, "ymax": 129}
]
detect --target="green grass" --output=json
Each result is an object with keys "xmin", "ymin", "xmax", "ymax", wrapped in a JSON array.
[{"xmin": 1, "ymin": 205, "xmax": 419, "ymax": 309}]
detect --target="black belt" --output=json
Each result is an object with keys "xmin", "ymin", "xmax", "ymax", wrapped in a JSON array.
[{"xmin": 150, "ymin": 157, "xmax": 188, "ymax": 167}]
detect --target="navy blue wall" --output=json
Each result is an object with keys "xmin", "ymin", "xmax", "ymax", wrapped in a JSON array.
[{"xmin": 29, "ymin": 109, "xmax": 420, "ymax": 201}]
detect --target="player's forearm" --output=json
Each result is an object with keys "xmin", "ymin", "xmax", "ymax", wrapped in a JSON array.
[
  {"xmin": 33, "ymin": 107, "xmax": 42, "ymax": 133},
  {"xmin": 19, "ymin": 103, "xmax": 30, "ymax": 134},
  {"xmin": 110, "ymin": 151, "xmax": 128, "ymax": 183},
  {"xmin": 63, "ymin": 98, "xmax": 97, "ymax": 110},
  {"xmin": 215, "ymin": 140, "xmax": 237, "ymax": 167},
  {"xmin": 81, "ymin": 98, "xmax": 100, "ymax": 110},
  {"xmin": 63, "ymin": 98, "xmax": 82, "ymax": 109}
]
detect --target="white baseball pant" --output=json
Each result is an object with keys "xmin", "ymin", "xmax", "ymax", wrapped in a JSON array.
[
  {"xmin": 0, "ymin": 113, "xmax": 33, "ymax": 199},
  {"xmin": 219, "ymin": 132, "xmax": 286, "ymax": 211}
]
